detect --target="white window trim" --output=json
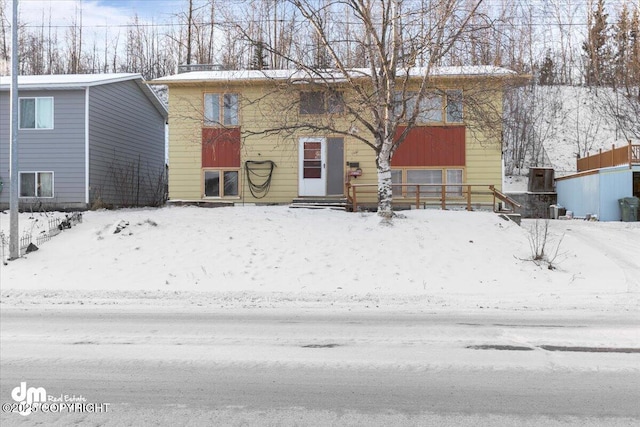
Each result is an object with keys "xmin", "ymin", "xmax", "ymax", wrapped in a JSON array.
[
  {"xmin": 18, "ymin": 96, "xmax": 54, "ymax": 130},
  {"xmin": 19, "ymin": 171, "xmax": 55, "ymax": 198}
]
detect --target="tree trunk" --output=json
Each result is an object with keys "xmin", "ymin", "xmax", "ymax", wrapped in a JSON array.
[{"xmin": 376, "ymin": 137, "xmax": 394, "ymax": 219}]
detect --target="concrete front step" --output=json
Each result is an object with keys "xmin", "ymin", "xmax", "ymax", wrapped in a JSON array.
[
  {"xmin": 290, "ymin": 198, "xmax": 350, "ymax": 211},
  {"xmin": 498, "ymin": 213, "xmax": 522, "ymax": 225},
  {"xmin": 289, "ymin": 204, "xmax": 348, "ymax": 211}
]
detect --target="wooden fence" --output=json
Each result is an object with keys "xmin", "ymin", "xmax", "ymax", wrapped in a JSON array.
[
  {"xmin": 15, "ymin": 213, "xmax": 83, "ymax": 256},
  {"xmin": 577, "ymin": 141, "xmax": 640, "ymax": 172}
]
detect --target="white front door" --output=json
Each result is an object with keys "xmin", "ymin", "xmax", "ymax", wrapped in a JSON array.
[{"xmin": 298, "ymin": 137, "xmax": 326, "ymax": 196}]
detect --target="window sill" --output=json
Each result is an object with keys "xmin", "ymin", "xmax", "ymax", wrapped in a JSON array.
[
  {"xmin": 202, "ymin": 196, "xmax": 241, "ymax": 200},
  {"xmin": 19, "ymin": 196, "xmax": 54, "ymax": 199}
]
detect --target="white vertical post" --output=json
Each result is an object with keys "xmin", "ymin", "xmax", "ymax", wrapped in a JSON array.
[{"xmin": 9, "ymin": 0, "xmax": 20, "ymax": 260}]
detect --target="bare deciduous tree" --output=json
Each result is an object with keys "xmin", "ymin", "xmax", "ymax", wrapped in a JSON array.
[
  {"xmin": 236, "ymin": 0, "xmax": 497, "ymax": 218},
  {"xmin": 503, "ymin": 84, "xmax": 563, "ymax": 175},
  {"xmin": 65, "ymin": 2, "xmax": 84, "ymax": 73}
]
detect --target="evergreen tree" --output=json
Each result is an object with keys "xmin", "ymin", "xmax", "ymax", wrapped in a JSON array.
[
  {"xmin": 612, "ymin": 3, "xmax": 630, "ymax": 91},
  {"xmin": 539, "ymin": 51, "xmax": 556, "ymax": 85},
  {"xmin": 583, "ymin": 0, "xmax": 611, "ymax": 86},
  {"xmin": 250, "ymin": 41, "xmax": 268, "ymax": 70},
  {"xmin": 630, "ymin": 7, "xmax": 640, "ymax": 98},
  {"xmin": 312, "ymin": 32, "xmax": 331, "ymax": 69}
]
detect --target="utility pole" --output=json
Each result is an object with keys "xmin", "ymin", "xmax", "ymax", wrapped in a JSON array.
[
  {"xmin": 9, "ymin": 0, "xmax": 19, "ymax": 260},
  {"xmin": 186, "ymin": 0, "xmax": 193, "ymax": 65}
]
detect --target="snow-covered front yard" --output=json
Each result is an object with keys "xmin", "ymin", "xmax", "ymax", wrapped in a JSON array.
[{"xmin": 1, "ymin": 205, "xmax": 638, "ymax": 313}]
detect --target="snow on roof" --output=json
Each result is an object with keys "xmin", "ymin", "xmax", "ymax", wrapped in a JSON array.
[
  {"xmin": 0, "ymin": 73, "xmax": 145, "ymax": 89},
  {"xmin": 0, "ymin": 73, "xmax": 168, "ymax": 119},
  {"xmin": 149, "ymin": 66, "xmax": 517, "ymax": 85}
]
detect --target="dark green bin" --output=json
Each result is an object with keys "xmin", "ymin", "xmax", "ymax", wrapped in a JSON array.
[{"xmin": 619, "ymin": 197, "xmax": 639, "ymax": 222}]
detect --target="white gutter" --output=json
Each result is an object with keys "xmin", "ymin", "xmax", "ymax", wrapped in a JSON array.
[{"xmin": 85, "ymin": 87, "xmax": 90, "ymax": 205}]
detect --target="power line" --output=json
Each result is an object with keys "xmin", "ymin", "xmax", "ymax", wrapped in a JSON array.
[
  {"xmin": 13, "ymin": 17, "xmax": 597, "ymax": 30},
  {"xmin": 7, "ymin": 0, "xmax": 638, "ymax": 33}
]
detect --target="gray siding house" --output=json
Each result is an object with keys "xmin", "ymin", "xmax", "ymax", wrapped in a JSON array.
[{"xmin": 0, "ymin": 74, "xmax": 167, "ymax": 210}]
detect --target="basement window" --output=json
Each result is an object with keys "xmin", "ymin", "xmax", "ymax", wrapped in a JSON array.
[
  {"xmin": 391, "ymin": 168, "xmax": 464, "ymax": 198},
  {"xmin": 204, "ymin": 170, "xmax": 239, "ymax": 197}
]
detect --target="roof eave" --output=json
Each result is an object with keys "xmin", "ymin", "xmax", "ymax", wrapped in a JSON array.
[
  {"xmin": 0, "ymin": 73, "xmax": 143, "ymax": 91},
  {"xmin": 136, "ymin": 80, "xmax": 168, "ymax": 120},
  {"xmin": 148, "ymin": 67, "xmax": 524, "ymax": 86}
]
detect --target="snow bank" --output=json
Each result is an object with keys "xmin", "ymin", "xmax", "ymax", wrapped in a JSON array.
[{"xmin": 1, "ymin": 206, "xmax": 638, "ymax": 312}]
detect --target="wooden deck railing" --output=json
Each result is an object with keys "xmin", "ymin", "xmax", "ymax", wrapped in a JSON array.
[
  {"xmin": 346, "ymin": 183, "xmax": 522, "ymax": 212},
  {"xmin": 489, "ymin": 185, "xmax": 522, "ymax": 212},
  {"xmin": 577, "ymin": 141, "xmax": 640, "ymax": 172}
]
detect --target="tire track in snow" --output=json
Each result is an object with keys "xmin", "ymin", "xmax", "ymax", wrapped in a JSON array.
[{"xmin": 564, "ymin": 225, "xmax": 640, "ymax": 292}]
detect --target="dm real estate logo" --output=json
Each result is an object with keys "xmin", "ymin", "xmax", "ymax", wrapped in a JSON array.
[
  {"xmin": 5, "ymin": 382, "xmax": 110, "ymax": 416},
  {"xmin": 11, "ymin": 382, "xmax": 47, "ymax": 416}
]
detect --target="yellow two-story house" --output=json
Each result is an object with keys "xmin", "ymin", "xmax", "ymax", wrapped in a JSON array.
[{"xmin": 150, "ymin": 66, "xmax": 520, "ymax": 210}]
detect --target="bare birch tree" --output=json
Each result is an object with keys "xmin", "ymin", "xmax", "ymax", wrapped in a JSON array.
[
  {"xmin": 237, "ymin": 0, "xmax": 494, "ymax": 218},
  {"xmin": 503, "ymin": 84, "xmax": 564, "ymax": 174},
  {"xmin": 65, "ymin": 2, "xmax": 84, "ymax": 73}
]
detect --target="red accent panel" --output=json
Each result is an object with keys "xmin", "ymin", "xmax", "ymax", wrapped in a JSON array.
[
  {"xmin": 202, "ymin": 128, "xmax": 241, "ymax": 167},
  {"xmin": 392, "ymin": 126, "xmax": 465, "ymax": 167}
]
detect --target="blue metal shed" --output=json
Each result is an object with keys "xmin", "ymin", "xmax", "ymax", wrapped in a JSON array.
[{"xmin": 556, "ymin": 165, "xmax": 640, "ymax": 221}]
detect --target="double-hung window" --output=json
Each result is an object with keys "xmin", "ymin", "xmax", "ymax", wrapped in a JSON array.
[
  {"xmin": 19, "ymin": 97, "xmax": 54, "ymax": 129},
  {"xmin": 204, "ymin": 93, "xmax": 238, "ymax": 126},
  {"xmin": 20, "ymin": 172, "xmax": 54, "ymax": 198}
]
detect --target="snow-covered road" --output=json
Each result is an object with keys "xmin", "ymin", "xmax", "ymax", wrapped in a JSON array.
[
  {"xmin": 1, "ymin": 307, "xmax": 638, "ymax": 426},
  {"xmin": 1, "ymin": 207, "xmax": 639, "ymax": 425},
  {"xmin": 1, "ymin": 308, "xmax": 638, "ymax": 369}
]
